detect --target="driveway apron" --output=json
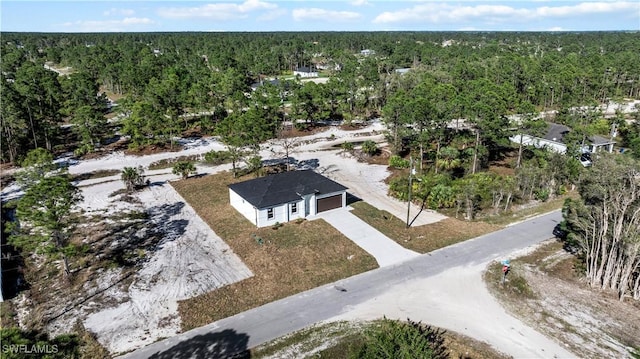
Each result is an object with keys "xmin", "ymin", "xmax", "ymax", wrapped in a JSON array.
[{"xmin": 315, "ymin": 208, "xmax": 419, "ymax": 267}]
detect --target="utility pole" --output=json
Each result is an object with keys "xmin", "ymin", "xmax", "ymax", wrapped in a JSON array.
[{"xmin": 406, "ymin": 156, "xmax": 413, "ymax": 228}]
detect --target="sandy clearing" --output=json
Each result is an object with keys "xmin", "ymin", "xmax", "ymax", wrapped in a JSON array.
[
  {"xmin": 329, "ymin": 260, "xmax": 575, "ymax": 359},
  {"xmin": 82, "ymin": 170, "xmax": 252, "ymax": 355},
  {"xmin": 66, "ymin": 137, "xmax": 227, "ymax": 175},
  {"xmin": 260, "ymin": 121, "xmax": 446, "ymax": 226}
]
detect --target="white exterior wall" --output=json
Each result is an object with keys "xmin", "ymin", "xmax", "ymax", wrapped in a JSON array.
[
  {"xmin": 256, "ymin": 205, "xmax": 287, "ymax": 227},
  {"xmin": 231, "ymin": 189, "xmax": 345, "ymax": 227},
  {"xmin": 256, "ymin": 199, "xmax": 305, "ymax": 227},
  {"xmin": 510, "ymin": 134, "xmax": 567, "ymax": 154},
  {"xmin": 303, "ymin": 194, "xmax": 315, "ymax": 216},
  {"xmin": 293, "ymin": 71, "xmax": 318, "ymax": 78},
  {"xmin": 229, "ymin": 189, "xmax": 257, "ymax": 226}
]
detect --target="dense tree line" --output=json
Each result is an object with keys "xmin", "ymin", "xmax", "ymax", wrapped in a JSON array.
[
  {"xmin": 562, "ymin": 154, "xmax": 640, "ymax": 301},
  {"xmin": 2, "ymin": 31, "xmax": 639, "ymax": 164}
]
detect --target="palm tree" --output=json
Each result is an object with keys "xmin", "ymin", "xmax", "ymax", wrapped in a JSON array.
[
  {"xmin": 172, "ymin": 161, "xmax": 196, "ymax": 180},
  {"xmin": 121, "ymin": 166, "xmax": 145, "ymax": 192},
  {"xmin": 436, "ymin": 147, "xmax": 462, "ymax": 172}
]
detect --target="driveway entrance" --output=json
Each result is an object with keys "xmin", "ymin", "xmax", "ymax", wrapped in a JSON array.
[{"xmin": 315, "ymin": 208, "xmax": 419, "ymax": 267}]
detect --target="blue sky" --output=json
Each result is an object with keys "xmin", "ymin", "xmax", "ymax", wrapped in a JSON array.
[{"xmin": 1, "ymin": 1, "xmax": 639, "ymax": 32}]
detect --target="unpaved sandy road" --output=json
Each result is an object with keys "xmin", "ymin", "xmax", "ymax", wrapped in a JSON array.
[{"xmin": 330, "ymin": 262, "xmax": 575, "ymax": 358}]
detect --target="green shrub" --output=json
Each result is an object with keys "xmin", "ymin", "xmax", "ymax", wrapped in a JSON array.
[
  {"xmin": 361, "ymin": 140, "xmax": 379, "ymax": 156},
  {"xmin": 351, "ymin": 318, "xmax": 448, "ymax": 359},
  {"xmin": 389, "ymin": 155, "xmax": 409, "ymax": 169},
  {"xmin": 341, "ymin": 142, "xmax": 354, "ymax": 151},
  {"xmin": 203, "ymin": 150, "xmax": 232, "ymax": 165},
  {"xmin": 535, "ymin": 188, "xmax": 550, "ymax": 202},
  {"xmin": 172, "ymin": 161, "xmax": 196, "ymax": 179}
]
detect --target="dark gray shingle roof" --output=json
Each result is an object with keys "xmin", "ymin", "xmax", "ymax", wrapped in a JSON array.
[
  {"xmin": 228, "ymin": 170, "xmax": 347, "ymax": 209},
  {"xmin": 543, "ymin": 123, "xmax": 615, "ymax": 146},
  {"xmin": 295, "ymin": 66, "xmax": 315, "ymax": 73},
  {"xmin": 544, "ymin": 123, "xmax": 570, "ymax": 142}
]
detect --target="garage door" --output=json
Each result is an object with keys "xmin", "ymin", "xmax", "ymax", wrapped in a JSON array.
[{"xmin": 317, "ymin": 194, "xmax": 342, "ymax": 213}]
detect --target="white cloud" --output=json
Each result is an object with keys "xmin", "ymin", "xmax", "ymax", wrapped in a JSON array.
[
  {"xmin": 350, "ymin": 0, "xmax": 370, "ymax": 6},
  {"xmin": 103, "ymin": 8, "xmax": 135, "ymax": 17},
  {"xmin": 61, "ymin": 18, "xmax": 155, "ymax": 32},
  {"xmin": 157, "ymin": 0, "xmax": 277, "ymax": 20},
  {"xmin": 548, "ymin": 26, "xmax": 566, "ymax": 31},
  {"xmin": 292, "ymin": 8, "xmax": 362, "ymax": 22},
  {"xmin": 258, "ymin": 9, "xmax": 287, "ymax": 21},
  {"xmin": 373, "ymin": 1, "xmax": 639, "ymax": 24}
]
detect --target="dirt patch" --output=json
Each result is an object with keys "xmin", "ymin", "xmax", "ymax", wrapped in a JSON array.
[
  {"xmin": 147, "ymin": 155, "xmax": 202, "ymax": 170},
  {"xmin": 124, "ymin": 143, "xmax": 184, "ymax": 156},
  {"xmin": 350, "ymin": 201, "xmax": 500, "ymax": 253},
  {"xmin": 278, "ymin": 124, "xmax": 330, "ymax": 138},
  {"xmin": 484, "ymin": 240, "xmax": 640, "ymax": 358},
  {"xmin": 339, "ymin": 122, "xmax": 369, "ymax": 131},
  {"xmin": 71, "ymin": 169, "xmax": 120, "ymax": 182},
  {"xmin": 172, "ymin": 172, "xmax": 378, "ymax": 330}
]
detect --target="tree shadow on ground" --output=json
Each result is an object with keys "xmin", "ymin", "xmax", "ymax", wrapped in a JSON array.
[
  {"xmin": 148, "ymin": 329, "xmax": 251, "ymax": 359},
  {"xmin": 100, "ymin": 201, "xmax": 189, "ymax": 267}
]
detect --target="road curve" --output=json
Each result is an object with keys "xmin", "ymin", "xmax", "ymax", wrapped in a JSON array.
[{"xmin": 119, "ymin": 210, "xmax": 569, "ymax": 359}]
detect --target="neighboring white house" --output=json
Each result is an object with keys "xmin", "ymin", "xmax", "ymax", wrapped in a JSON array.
[
  {"xmin": 511, "ymin": 122, "xmax": 617, "ymax": 154},
  {"xmin": 510, "ymin": 122, "xmax": 616, "ymax": 166},
  {"xmin": 228, "ymin": 170, "xmax": 348, "ymax": 227},
  {"xmin": 293, "ymin": 66, "xmax": 318, "ymax": 78}
]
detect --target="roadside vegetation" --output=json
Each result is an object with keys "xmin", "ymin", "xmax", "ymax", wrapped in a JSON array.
[
  {"xmin": 171, "ymin": 172, "xmax": 378, "ymax": 330},
  {"xmin": 483, "ymin": 153, "xmax": 640, "ymax": 358},
  {"xmin": 484, "ymin": 240, "xmax": 640, "ymax": 359},
  {"xmin": 252, "ymin": 319, "xmax": 510, "ymax": 359},
  {"xmin": 350, "ymin": 202, "xmax": 499, "ymax": 253}
]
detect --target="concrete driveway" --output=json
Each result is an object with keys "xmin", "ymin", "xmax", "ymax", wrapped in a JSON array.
[{"xmin": 314, "ymin": 208, "xmax": 419, "ymax": 267}]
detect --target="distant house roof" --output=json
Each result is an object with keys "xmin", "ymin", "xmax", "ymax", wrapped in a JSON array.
[
  {"xmin": 590, "ymin": 135, "xmax": 616, "ymax": 146},
  {"xmin": 543, "ymin": 122, "xmax": 615, "ymax": 146},
  {"xmin": 544, "ymin": 123, "xmax": 571, "ymax": 142},
  {"xmin": 228, "ymin": 170, "xmax": 347, "ymax": 209},
  {"xmin": 250, "ymin": 78, "xmax": 290, "ymax": 91},
  {"xmin": 295, "ymin": 66, "xmax": 316, "ymax": 73}
]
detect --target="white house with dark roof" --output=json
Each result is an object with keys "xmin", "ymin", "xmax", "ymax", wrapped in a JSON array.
[
  {"xmin": 293, "ymin": 66, "xmax": 318, "ymax": 78},
  {"xmin": 511, "ymin": 122, "xmax": 616, "ymax": 154},
  {"xmin": 228, "ymin": 170, "xmax": 347, "ymax": 227}
]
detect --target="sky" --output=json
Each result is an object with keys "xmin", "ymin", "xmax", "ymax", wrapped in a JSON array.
[{"xmin": 1, "ymin": 1, "xmax": 639, "ymax": 33}]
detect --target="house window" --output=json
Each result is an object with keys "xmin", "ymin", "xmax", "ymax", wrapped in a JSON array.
[
  {"xmin": 267, "ymin": 208, "xmax": 274, "ymax": 219},
  {"xmin": 291, "ymin": 203, "xmax": 297, "ymax": 214}
]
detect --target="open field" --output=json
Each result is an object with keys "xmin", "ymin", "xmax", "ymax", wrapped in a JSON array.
[
  {"xmin": 484, "ymin": 240, "xmax": 640, "ymax": 358},
  {"xmin": 350, "ymin": 201, "xmax": 500, "ymax": 253},
  {"xmin": 172, "ymin": 172, "xmax": 378, "ymax": 330}
]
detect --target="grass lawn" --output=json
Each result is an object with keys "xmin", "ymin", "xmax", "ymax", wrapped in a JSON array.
[
  {"xmin": 172, "ymin": 172, "xmax": 378, "ymax": 331},
  {"xmin": 481, "ymin": 193, "xmax": 577, "ymax": 226},
  {"xmin": 349, "ymin": 202, "xmax": 501, "ymax": 254}
]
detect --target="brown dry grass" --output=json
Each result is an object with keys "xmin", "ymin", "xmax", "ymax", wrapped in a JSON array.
[
  {"xmin": 172, "ymin": 172, "xmax": 378, "ymax": 331},
  {"xmin": 350, "ymin": 202, "xmax": 501, "ymax": 254},
  {"xmin": 484, "ymin": 241, "xmax": 640, "ymax": 358}
]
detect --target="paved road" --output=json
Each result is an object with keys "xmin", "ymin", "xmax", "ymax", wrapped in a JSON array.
[
  {"xmin": 120, "ymin": 210, "xmax": 565, "ymax": 359},
  {"xmin": 315, "ymin": 208, "xmax": 419, "ymax": 267}
]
